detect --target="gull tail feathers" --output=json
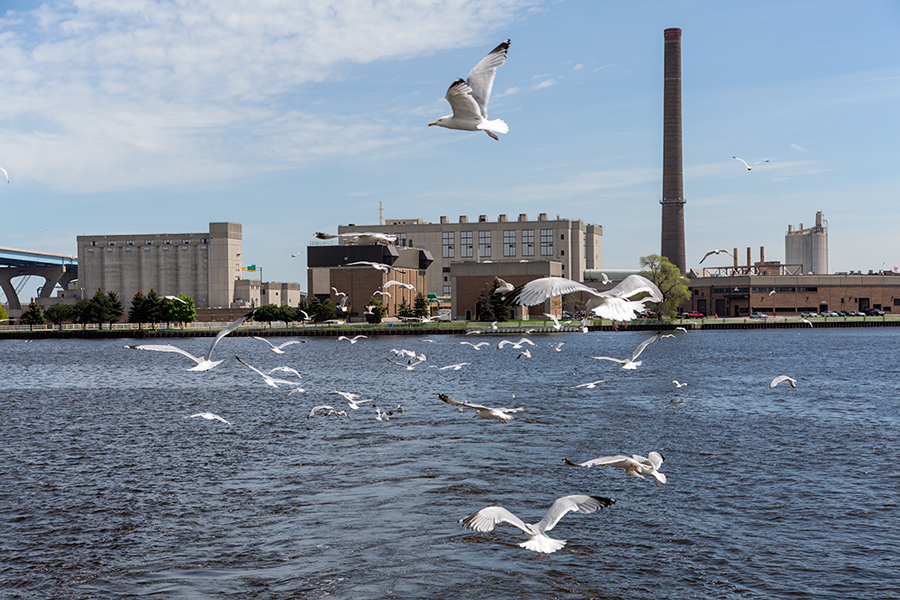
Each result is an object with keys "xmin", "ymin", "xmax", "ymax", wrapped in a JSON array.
[
  {"xmin": 519, "ymin": 534, "xmax": 566, "ymax": 554},
  {"xmin": 479, "ymin": 119, "xmax": 508, "ymax": 135}
]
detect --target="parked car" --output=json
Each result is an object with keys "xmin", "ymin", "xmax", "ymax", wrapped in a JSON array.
[
  {"xmin": 680, "ymin": 311, "xmax": 704, "ymax": 318},
  {"xmin": 821, "ymin": 311, "xmax": 840, "ymax": 317},
  {"xmin": 865, "ymin": 308, "xmax": 885, "ymax": 316},
  {"xmin": 848, "ymin": 311, "xmax": 865, "ymax": 317},
  {"xmin": 749, "ymin": 312, "xmax": 768, "ymax": 319},
  {"xmin": 800, "ymin": 311, "xmax": 818, "ymax": 318}
]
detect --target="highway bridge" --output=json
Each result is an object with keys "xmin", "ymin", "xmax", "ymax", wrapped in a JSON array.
[{"xmin": 0, "ymin": 247, "xmax": 77, "ymax": 310}]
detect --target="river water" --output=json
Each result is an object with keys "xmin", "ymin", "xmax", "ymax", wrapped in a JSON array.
[{"xmin": 1, "ymin": 328, "xmax": 897, "ymax": 599}]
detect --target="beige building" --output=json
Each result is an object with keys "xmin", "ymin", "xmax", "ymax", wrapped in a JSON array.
[{"xmin": 337, "ymin": 213, "xmax": 603, "ymax": 297}]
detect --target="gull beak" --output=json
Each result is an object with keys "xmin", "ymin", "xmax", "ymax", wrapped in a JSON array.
[{"xmin": 428, "ymin": 122, "xmax": 436, "ymax": 126}]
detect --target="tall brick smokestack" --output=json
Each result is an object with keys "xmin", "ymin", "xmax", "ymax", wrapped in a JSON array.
[{"xmin": 661, "ymin": 27, "xmax": 686, "ymax": 274}]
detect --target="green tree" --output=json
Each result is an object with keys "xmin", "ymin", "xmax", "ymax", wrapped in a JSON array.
[
  {"xmin": 44, "ymin": 303, "xmax": 74, "ymax": 330},
  {"xmin": 295, "ymin": 298, "xmax": 311, "ymax": 321},
  {"xmin": 254, "ymin": 303, "xmax": 282, "ymax": 325},
  {"xmin": 0, "ymin": 304, "xmax": 9, "ymax": 322},
  {"xmin": 640, "ymin": 254, "xmax": 691, "ymax": 319},
  {"xmin": 475, "ymin": 282, "xmax": 494, "ymax": 321},
  {"xmin": 88, "ymin": 288, "xmax": 114, "ymax": 329},
  {"xmin": 278, "ymin": 304, "xmax": 296, "ymax": 324},
  {"xmin": 128, "ymin": 289, "xmax": 149, "ymax": 328},
  {"xmin": 317, "ymin": 297, "xmax": 337, "ymax": 322},
  {"xmin": 106, "ymin": 291, "xmax": 125, "ymax": 328},
  {"xmin": 162, "ymin": 294, "xmax": 196, "ymax": 327},
  {"xmin": 20, "ymin": 299, "xmax": 45, "ymax": 330},
  {"xmin": 397, "ymin": 298, "xmax": 414, "ymax": 318},
  {"xmin": 413, "ymin": 293, "xmax": 429, "ymax": 318},
  {"xmin": 144, "ymin": 289, "xmax": 163, "ymax": 325},
  {"xmin": 365, "ymin": 296, "xmax": 387, "ymax": 324},
  {"xmin": 72, "ymin": 297, "xmax": 96, "ymax": 329}
]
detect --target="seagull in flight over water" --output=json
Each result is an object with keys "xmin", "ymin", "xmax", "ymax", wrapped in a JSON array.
[
  {"xmin": 234, "ymin": 356, "xmax": 305, "ymax": 389},
  {"xmin": 769, "ymin": 375, "xmax": 797, "ymax": 389},
  {"xmin": 460, "ymin": 494, "xmax": 615, "ymax": 557},
  {"xmin": 429, "ymin": 40, "xmax": 510, "ymax": 141},
  {"xmin": 253, "ymin": 336, "xmax": 305, "ymax": 354},
  {"xmin": 437, "ymin": 393, "xmax": 523, "ymax": 423},
  {"xmin": 733, "ymin": 156, "xmax": 769, "ymax": 170},
  {"xmin": 564, "ymin": 452, "xmax": 667, "ymax": 486},
  {"xmin": 584, "ymin": 332, "xmax": 662, "ymax": 370},
  {"xmin": 126, "ymin": 311, "xmax": 253, "ymax": 371},
  {"xmin": 184, "ymin": 412, "xmax": 232, "ymax": 425}
]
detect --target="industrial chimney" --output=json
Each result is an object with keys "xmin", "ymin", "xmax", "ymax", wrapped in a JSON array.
[{"xmin": 660, "ymin": 27, "xmax": 686, "ymax": 274}]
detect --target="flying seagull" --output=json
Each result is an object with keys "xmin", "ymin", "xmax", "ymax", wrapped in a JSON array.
[
  {"xmin": 162, "ymin": 295, "xmax": 188, "ymax": 304},
  {"xmin": 672, "ymin": 380, "xmax": 688, "ymax": 388},
  {"xmin": 184, "ymin": 412, "xmax": 232, "ymax": 425},
  {"xmin": 699, "ymin": 249, "xmax": 734, "ymax": 264},
  {"xmin": 252, "ymin": 336, "xmax": 305, "ymax": 354},
  {"xmin": 769, "ymin": 375, "xmax": 797, "ymax": 389},
  {"xmin": 332, "ymin": 390, "xmax": 374, "ymax": 410},
  {"xmin": 233, "ymin": 356, "xmax": 305, "ymax": 389},
  {"xmin": 429, "ymin": 39, "xmax": 510, "ymax": 141},
  {"xmin": 430, "ymin": 362, "xmax": 471, "ymax": 371},
  {"xmin": 544, "ymin": 313, "xmax": 563, "ymax": 331},
  {"xmin": 564, "ymin": 452, "xmax": 667, "ymax": 486},
  {"xmin": 494, "ymin": 277, "xmax": 514, "ymax": 295},
  {"xmin": 0, "ymin": 167, "xmax": 8, "ymax": 183},
  {"xmin": 733, "ymin": 156, "xmax": 769, "ymax": 170},
  {"xmin": 344, "ymin": 261, "xmax": 393, "ymax": 273},
  {"xmin": 383, "ymin": 280, "xmax": 416, "ymax": 290},
  {"xmin": 584, "ymin": 332, "xmax": 662, "ymax": 370},
  {"xmin": 505, "ymin": 274, "xmax": 662, "ymax": 323},
  {"xmin": 569, "ymin": 378, "xmax": 613, "ymax": 389},
  {"xmin": 315, "ymin": 231, "xmax": 397, "ymax": 245},
  {"xmin": 497, "ymin": 338, "xmax": 536, "ymax": 350},
  {"xmin": 308, "ymin": 405, "xmax": 349, "ymax": 419},
  {"xmin": 125, "ymin": 311, "xmax": 253, "ymax": 371},
  {"xmin": 337, "ymin": 335, "xmax": 367, "ymax": 344},
  {"xmin": 437, "ymin": 393, "xmax": 523, "ymax": 423},
  {"xmin": 460, "ymin": 341, "xmax": 491, "ymax": 350},
  {"xmin": 460, "ymin": 494, "xmax": 615, "ymax": 557}
]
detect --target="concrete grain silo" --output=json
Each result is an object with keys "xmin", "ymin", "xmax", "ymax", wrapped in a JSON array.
[{"xmin": 785, "ymin": 211, "xmax": 828, "ymax": 274}]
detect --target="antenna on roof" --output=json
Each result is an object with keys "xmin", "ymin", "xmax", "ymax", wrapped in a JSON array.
[{"xmin": 379, "ymin": 201, "xmax": 384, "ymax": 226}]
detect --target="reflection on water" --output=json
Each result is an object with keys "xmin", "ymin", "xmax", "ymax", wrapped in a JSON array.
[{"xmin": 1, "ymin": 329, "xmax": 898, "ymax": 598}]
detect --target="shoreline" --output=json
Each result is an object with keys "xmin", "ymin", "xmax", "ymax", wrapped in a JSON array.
[{"xmin": 2, "ymin": 317, "xmax": 898, "ymax": 339}]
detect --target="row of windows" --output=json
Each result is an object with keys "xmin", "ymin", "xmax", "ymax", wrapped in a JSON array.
[
  {"xmin": 441, "ymin": 229, "xmax": 556, "ymax": 259},
  {"xmin": 87, "ymin": 238, "xmax": 210, "ymax": 247}
]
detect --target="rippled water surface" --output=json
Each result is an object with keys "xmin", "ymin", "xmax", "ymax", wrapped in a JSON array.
[{"xmin": 2, "ymin": 328, "xmax": 898, "ymax": 599}]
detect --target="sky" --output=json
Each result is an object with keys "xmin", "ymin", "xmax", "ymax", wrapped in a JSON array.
[{"xmin": 1, "ymin": 0, "xmax": 899, "ymax": 303}]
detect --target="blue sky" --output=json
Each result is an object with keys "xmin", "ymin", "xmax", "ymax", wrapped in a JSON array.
[{"xmin": 2, "ymin": 0, "xmax": 898, "ymax": 302}]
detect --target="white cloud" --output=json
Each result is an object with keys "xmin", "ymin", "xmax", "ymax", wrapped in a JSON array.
[{"xmin": 532, "ymin": 79, "xmax": 556, "ymax": 90}]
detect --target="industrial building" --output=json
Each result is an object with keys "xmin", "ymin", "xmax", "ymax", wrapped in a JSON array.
[
  {"xmin": 785, "ymin": 211, "xmax": 828, "ymax": 275},
  {"xmin": 74, "ymin": 222, "xmax": 301, "ymax": 310},
  {"xmin": 335, "ymin": 213, "xmax": 603, "ymax": 298}
]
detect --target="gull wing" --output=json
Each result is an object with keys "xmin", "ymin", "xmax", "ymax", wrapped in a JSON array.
[
  {"xmin": 269, "ymin": 366, "xmax": 302, "ymax": 378},
  {"xmin": 276, "ymin": 340, "xmax": 305, "ymax": 350},
  {"xmin": 769, "ymin": 375, "xmax": 797, "ymax": 388},
  {"xmin": 308, "ymin": 405, "xmax": 336, "ymax": 418},
  {"xmin": 437, "ymin": 393, "xmax": 488, "ymax": 411},
  {"xmin": 563, "ymin": 455, "xmax": 636, "ymax": 469},
  {"xmin": 584, "ymin": 355, "xmax": 626, "ymax": 365},
  {"xmin": 629, "ymin": 332, "xmax": 662, "ymax": 361},
  {"xmin": 444, "ymin": 79, "xmax": 483, "ymax": 121},
  {"xmin": 127, "ymin": 344, "xmax": 203, "ymax": 366},
  {"xmin": 535, "ymin": 495, "xmax": 615, "ymax": 533},
  {"xmin": 645, "ymin": 451, "xmax": 665, "ymax": 470},
  {"xmin": 460, "ymin": 505, "xmax": 530, "ymax": 535},
  {"xmin": 234, "ymin": 355, "xmax": 272, "ymax": 381},
  {"xmin": 253, "ymin": 336, "xmax": 276, "ymax": 349},
  {"xmin": 596, "ymin": 274, "xmax": 663, "ymax": 302},
  {"xmin": 504, "ymin": 277, "xmax": 601, "ymax": 306},
  {"xmin": 465, "ymin": 39, "xmax": 510, "ymax": 118},
  {"xmin": 205, "ymin": 311, "xmax": 253, "ymax": 361}
]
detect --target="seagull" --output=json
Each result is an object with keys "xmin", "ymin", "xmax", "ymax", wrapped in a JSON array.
[
  {"xmin": 495, "ymin": 278, "xmax": 514, "ymax": 295},
  {"xmin": 430, "ymin": 362, "xmax": 471, "ymax": 371},
  {"xmin": 332, "ymin": 390, "xmax": 374, "ymax": 410},
  {"xmin": 699, "ymin": 249, "xmax": 734, "ymax": 264},
  {"xmin": 584, "ymin": 332, "xmax": 662, "ymax": 370},
  {"xmin": 801, "ymin": 318, "xmax": 813, "ymax": 327},
  {"xmin": 372, "ymin": 290, "xmax": 391, "ymax": 298},
  {"xmin": 125, "ymin": 311, "xmax": 252, "ymax": 371},
  {"xmin": 675, "ymin": 326, "xmax": 688, "ymax": 333},
  {"xmin": 497, "ymin": 338, "xmax": 536, "ymax": 350},
  {"xmin": 544, "ymin": 313, "xmax": 563, "ymax": 331},
  {"xmin": 460, "ymin": 341, "xmax": 491, "ymax": 350},
  {"xmin": 391, "ymin": 348, "xmax": 425, "ymax": 362},
  {"xmin": 383, "ymin": 280, "xmax": 416, "ymax": 290},
  {"xmin": 516, "ymin": 349, "xmax": 532, "ymax": 359},
  {"xmin": 162, "ymin": 295, "xmax": 188, "ymax": 304},
  {"xmin": 429, "ymin": 39, "xmax": 510, "ymax": 141},
  {"xmin": 437, "ymin": 393, "xmax": 523, "ymax": 423},
  {"xmin": 672, "ymin": 380, "xmax": 688, "ymax": 388},
  {"xmin": 344, "ymin": 261, "xmax": 392, "ymax": 273},
  {"xmin": 297, "ymin": 309, "xmax": 312, "ymax": 322},
  {"xmin": 253, "ymin": 336, "xmax": 305, "ymax": 354},
  {"xmin": 338, "ymin": 335, "xmax": 367, "ymax": 344},
  {"xmin": 505, "ymin": 275, "xmax": 662, "ymax": 323},
  {"xmin": 316, "ymin": 232, "xmax": 398, "ymax": 245},
  {"xmin": 599, "ymin": 273, "xmax": 611, "ymax": 284},
  {"xmin": 0, "ymin": 167, "xmax": 8, "ymax": 183},
  {"xmin": 308, "ymin": 405, "xmax": 349, "ymax": 419},
  {"xmin": 490, "ymin": 321, "xmax": 498, "ymax": 330},
  {"xmin": 564, "ymin": 452, "xmax": 666, "ymax": 486},
  {"xmin": 234, "ymin": 356, "xmax": 305, "ymax": 388},
  {"xmin": 288, "ymin": 251, "xmax": 302, "ymax": 258},
  {"xmin": 769, "ymin": 375, "xmax": 797, "ymax": 389},
  {"xmin": 386, "ymin": 357, "xmax": 426, "ymax": 370},
  {"xmin": 569, "ymin": 378, "xmax": 613, "ymax": 389},
  {"xmin": 373, "ymin": 405, "xmax": 391, "ymax": 421},
  {"xmin": 460, "ymin": 494, "xmax": 615, "ymax": 557},
  {"xmin": 331, "ymin": 287, "xmax": 346, "ymax": 298},
  {"xmin": 769, "ymin": 289, "xmax": 776, "ymax": 296},
  {"xmin": 269, "ymin": 366, "xmax": 302, "ymax": 380},
  {"xmin": 733, "ymin": 156, "xmax": 769, "ymax": 170},
  {"xmin": 184, "ymin": 412, "xmax": 232, "ymax": 425}
]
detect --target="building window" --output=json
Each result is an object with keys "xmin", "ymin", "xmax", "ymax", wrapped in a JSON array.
[
  {"xmin": 443, "ymin": 285, "xmax": 451, "ymax": 296},
  {"xmin": 442, "ymin": 231, "xmax": 455, "ymax": 258},
  {"xmin": 164, "ymin": 240, "xmax": 172, "ymax": 245},
  {"xmin": 107, "ymin": 241, "xmax": 116, "ymax": 246},
  {"xmin": 396, "ymin": 233, "xmax": 407, "ymax": 246},
  {"xmin": 182, "ymin": 239, "xmax": 191, "ymax": 245},
  {"xmin": 126, "ymin": 240, "xmax": 134, "ymax": 246},
  {"xmin": 145, "ymin": 240, "xmax": 154, "ymax": 245},
  {"xmin": 503, "ymin": 230, "xmax": 516, "ymax": 257},
  {"xmin": 201, "ymin": 238, "xmax": 210, "ymax": 244},
  {"xmin": 522, "ymin": 230, "xmax": 534, "ymax": 256},
  {"xmin": 89, "ymin": 240, "xmax": 97, "ymax": 246},
  {"xmin": 461, "ymin": 231, "xmax": 473, "ymax": 258},
  {"xmin": 540, "ymin": 229, "xmax": 553, "ymax": 256},
  {"xmin": 478, "ymin": 231, "xmax": 491, "ymax": 258}
]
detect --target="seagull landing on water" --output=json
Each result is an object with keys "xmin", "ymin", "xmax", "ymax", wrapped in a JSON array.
[
  {"xmin": 564, "ymin": 452, "xmax": 667, "ymax": 486},
  {"xmin": 699, "ymin": 249, "xmax": 734, "ymax": 264},
  {"xmin": 733, "ymin": 156, "xmax": 769, "ymax": 170},
  {"xmin": 184, "ymin": 412, "xmax": 232, "ymax": 425},
  {"xmin": 253, "ymin": 336, "xmax": 305, "ymax": 354},
  {"xmin": 460, "ymin": 494, "xmax": 615, "ymax": 558},
  {"xmin": 437, "ymin": 393, "xmax": 523, "ymax": 423},
  {"xmin": 769, "ymin": 375, "xmax": 797, "ymax": 389},
  {"xmin": 429, "ymin": 40, "xmax": 510, "ymax": 141},
  {"xmin": 126, "ymin": 311, "xmax": 252, "ymax": 371}
]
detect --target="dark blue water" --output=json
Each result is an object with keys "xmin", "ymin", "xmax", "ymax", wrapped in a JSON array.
[{"xmin": 1, "ymin": 328, "xmax": 898, "ymax": 599}]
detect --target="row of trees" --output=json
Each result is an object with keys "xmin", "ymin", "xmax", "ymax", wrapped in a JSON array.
[{"xmin": 20, "ymin": 289, "xmax": 127, "ymax": 330}]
